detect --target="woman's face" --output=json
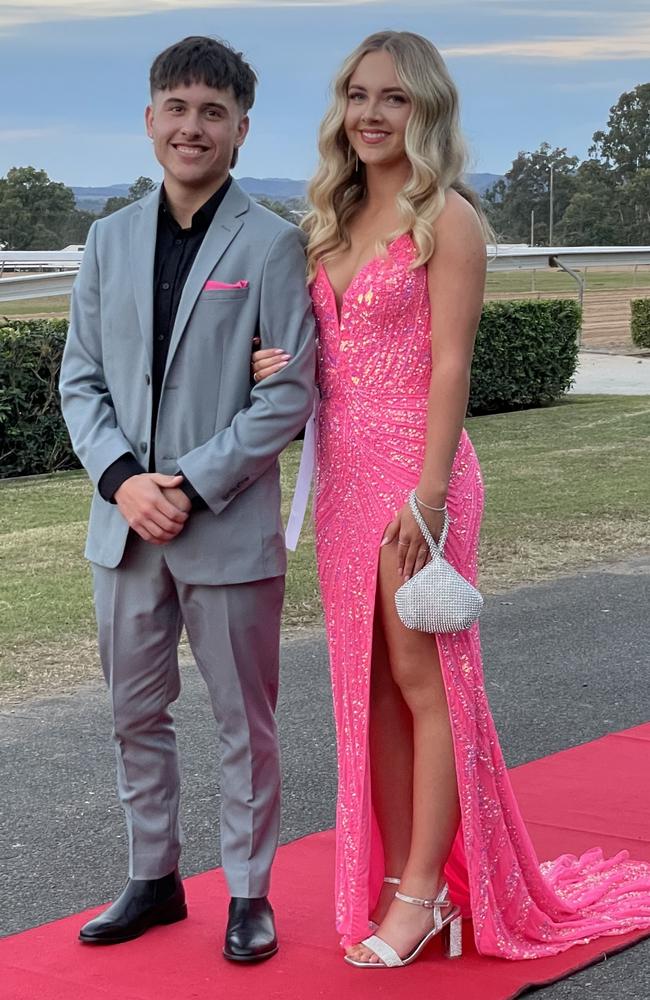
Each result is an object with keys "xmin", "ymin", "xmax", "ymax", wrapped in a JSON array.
[{"xmin": 344, "ymin": 50, "xmax": 412, "ymax": 169}]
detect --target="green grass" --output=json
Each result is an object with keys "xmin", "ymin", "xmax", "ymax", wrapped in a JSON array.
[
  {"xmin": 476, "ymin": 396, "xmax": 650, "ymax": 583},
  {"xmin": 486, "ymin": 267, "xmax": 650, "ymax": 295},
  {"xmin": 0, "ymin": 295, "xmax": 70, "ymax": 319},
  {"xmin": 2, "ymin": 396, "xmax": 650, "ymax": 701}
]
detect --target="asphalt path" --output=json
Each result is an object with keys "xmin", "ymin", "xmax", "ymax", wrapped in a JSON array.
[
  {"xmin": 1, "ymin": 555, "xmax": 649, "ymax": 998},
  {"xmin": 569, "ymin": 351, "xmax": 649, "ymax": 395}
]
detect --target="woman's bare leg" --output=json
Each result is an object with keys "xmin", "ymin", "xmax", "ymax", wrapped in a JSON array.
[
  {"xmin": 348, "ymin": 539, "xmax": 460, "ymax": 963},
  {"xmin": 368, "ymin": 612, "xmax": 413, "ymax": 922}
]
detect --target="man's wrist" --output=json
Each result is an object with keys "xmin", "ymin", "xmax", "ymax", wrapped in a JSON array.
[
  {"xmin": 99, "ymin": 454, "xmax": 146, "ymax": 503},
  {"xmin": 177, "ymin": 471, "xmax": 208, "ymax": 511}
]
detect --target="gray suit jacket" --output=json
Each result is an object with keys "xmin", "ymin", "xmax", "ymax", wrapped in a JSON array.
[{"xmin": 60, "ymin": 180, "xmax": 316, "ymax": 584}]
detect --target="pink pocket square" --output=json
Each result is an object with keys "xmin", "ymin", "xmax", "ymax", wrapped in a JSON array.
[{"xmin": 204, "ymin": 279, "xmax": 249, "ymax": 290}]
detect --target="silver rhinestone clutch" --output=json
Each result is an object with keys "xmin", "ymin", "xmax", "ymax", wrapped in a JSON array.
[{"xmin": 394, "ymin": 491, "xmax": 483, "ymax": 634}]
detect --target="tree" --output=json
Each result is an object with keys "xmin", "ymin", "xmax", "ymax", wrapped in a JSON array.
[
  {"xmin": 61, "ymin": 209, "xmax": 97, "ymax": 247},
  {"xmin": 102, "ymin": 176, "xmax": 156, "ymax": 216},
  {"xmin": 0, "ymin": 166, "xmax": 76, "ymax": 249},
  {"xmin": 590, "ymin": 83, "xmax": 650, "ymax": 181},
  {"xmin": 483, "ymin": 143, "xmax": 579, "ymax": 245},
  {"xmin": 129, "ymin": 175, "xmax": 157, "ymax": 200},
  {"xmin": 256, "ymin": 197, "xmax": 296, "ymax": 223},
  {"xmin": 554, "ymin": 159, "xmax": 623, "ymax": 246},
  {"xmin": 625, "ymin": 167, "xmax": 650, "ymax": 243},
  {"xmin": 102, "ymin": 195, "xmax": 131, "ymax": 215},
  {"xmin": 583, "ymin": 83, "xmax": 650, "ymax": 243}
]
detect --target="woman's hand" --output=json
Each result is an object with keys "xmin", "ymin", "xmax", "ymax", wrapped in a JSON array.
[
  {"xmin": 251, "ymin": 337, "xmax": 292, "ymax": 383},
  {"xmin": 381, "ymin": 501, "xmax": 444, "ymax": 580}
]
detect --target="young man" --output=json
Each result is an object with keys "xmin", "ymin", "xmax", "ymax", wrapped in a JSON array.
[{"xmin": 60, "ymin": 36, "xmax": 315, "ymax": 963}]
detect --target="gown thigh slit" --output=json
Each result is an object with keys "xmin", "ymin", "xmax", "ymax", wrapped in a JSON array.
[{"xmin": 311, "ymin": 233, "xmax": 650, "ymax": 954}]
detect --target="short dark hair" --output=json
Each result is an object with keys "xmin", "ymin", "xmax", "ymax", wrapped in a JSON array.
[{"xmin": 149, "ymin": 36, "xmax": 257, "ymax": 112}]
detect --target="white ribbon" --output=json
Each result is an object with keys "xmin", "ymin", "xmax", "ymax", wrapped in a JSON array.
[{"xmin": 285, "ymin": 393, "xmax": 319, "ymax": 551}]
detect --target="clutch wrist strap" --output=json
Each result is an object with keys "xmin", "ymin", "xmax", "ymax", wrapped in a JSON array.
[{"xmin": 408, "ymin": 490, "xmax": 449, "ymax": 557}]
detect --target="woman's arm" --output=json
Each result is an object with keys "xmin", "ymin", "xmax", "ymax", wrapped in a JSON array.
[
  {"xmin": 417, "ymin": 190, "xmax": 486, "ymax": 506},
  {"xmin": 383, "ymin": 190, "xmax": 486, "ymax": 580}
]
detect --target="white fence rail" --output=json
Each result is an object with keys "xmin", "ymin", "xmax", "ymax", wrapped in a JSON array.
[
  {"xmin": 487, "ymin": 245, "xmax": 650, "ymax": 272},
  {"xmin": 0, "ymin": 250, "xmax": 84, "ymax": 268},
  {"xmin": 0, "ymin": 270, "xmax": 80, "ymax": 301},
  {"xmin": 1, "ymin": 246, "xmax": 650, "ymax": 304}
]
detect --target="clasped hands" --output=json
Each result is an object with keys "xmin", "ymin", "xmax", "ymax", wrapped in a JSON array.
[{"xmin": 115, "ymin": 474, "xmax": 191, "ymax": 545}]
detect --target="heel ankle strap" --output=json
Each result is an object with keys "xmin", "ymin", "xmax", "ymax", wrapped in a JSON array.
[{"xmin": 394, "ymin": 882, "xmax": 449, "ymax": 909}]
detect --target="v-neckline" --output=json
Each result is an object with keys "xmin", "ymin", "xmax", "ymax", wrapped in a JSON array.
[{"xmin": 318, "ymin": 233, "xmax": 411, "ymax": 326}]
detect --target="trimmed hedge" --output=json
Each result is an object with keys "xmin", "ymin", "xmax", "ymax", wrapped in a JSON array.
[
  {"xmin": 631, "ymin": 298, "xmax": 650, "ymax": 349},
  {"xmin": 469, "ymin": 299, "xmax": 581, "ymax": 415},
  {"xmin": 0, "ymin": 319, "xmax": 78, "ymax": 477},
  {"xmin": 1, "ymin": 300, "xmax": 581, "ymax": 477}
]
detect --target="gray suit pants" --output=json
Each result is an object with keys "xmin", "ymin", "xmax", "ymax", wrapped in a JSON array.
[{"xmin": 92, "ymin": 533, "xmax": 284, "ymax": 897}]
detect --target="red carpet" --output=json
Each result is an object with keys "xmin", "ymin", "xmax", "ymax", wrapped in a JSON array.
[{"xmin": 3, "ymin": 723, "xmax": 650, "ymax": 1000}]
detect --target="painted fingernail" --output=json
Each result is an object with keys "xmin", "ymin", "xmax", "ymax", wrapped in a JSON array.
[
  {"xmin": 404, "ymin": 575, "xmax": 410, "ymax": 582},
  {"xmin": 275, "ymin": 349, "xmax": 288, "ymax": 355},
  {"xmin": 380, "ymin": 537, "xmax": 388, "ymax": 546}
]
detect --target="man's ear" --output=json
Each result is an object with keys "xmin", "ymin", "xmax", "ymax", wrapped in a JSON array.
[
  {"xmin": 236, "ymin": 114, "xmax": 250, "ymax": 147},
  {"xmin": 231, "ymin": 114, "xmax": 250, "ymax": 169},
  {"xmin": 144, "ymin": 104, "xmax": 154, "ymax": 139}
]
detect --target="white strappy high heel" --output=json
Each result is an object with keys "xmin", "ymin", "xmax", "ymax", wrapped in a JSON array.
[
  {"xmin": 347, "ymin": 882, "xmax": 463, "ymax": 968},
  {"xmin": 368, "ymin": 876, "xmax": 401, "ymax": 932}
]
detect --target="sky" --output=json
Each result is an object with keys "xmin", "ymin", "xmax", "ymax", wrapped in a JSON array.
[{"xmin": 2, "ymin": 0, "xmax": 650, "ymax": 188}]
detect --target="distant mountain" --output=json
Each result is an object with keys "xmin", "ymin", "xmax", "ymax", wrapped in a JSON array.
[
  {"xmin": 237, "ymin": 177, "xmax": 307, "ymax": 199},
  {"xmin": 73, "ymin": 184, "xmax": 131, "ymax": 200},
  {"xmin": 72, "ymin": 184, "xmax": 130, "ymax": 214},
  {"xmin": 469, "ymin": 173, "xmax": 501, "ymax": 195},
  {"xmin": 72, "ymin": 173, "xmax": 503, "ymax": 209}
]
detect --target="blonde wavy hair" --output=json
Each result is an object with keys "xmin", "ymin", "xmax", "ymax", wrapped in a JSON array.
[{"xmin": 303, "ymin": 31, "xmax": 490, "ymax": 280}]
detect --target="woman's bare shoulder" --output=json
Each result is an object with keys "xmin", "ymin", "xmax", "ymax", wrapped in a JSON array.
[
  {"xmin": 437, "ymin": 188, "xmax": 484, "ymax": 238},
  {"xmin": 425, "ymin": 189, "xmax": 487, "ymax": 288}
]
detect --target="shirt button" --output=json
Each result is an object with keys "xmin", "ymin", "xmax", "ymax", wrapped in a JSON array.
[
  {"xmin": 175, "ymin": 239, "xmax": 182, "ymax": 246},
  {"xmin": 140, "ymin": 442, "xmax": 148, "ymax": 454},
  {"xmin": 162, "ymin": 282, "xmax": 170, "ymax": 290},
  {"xmin": 145, "ymin": 374, "xmax": 151, "ymax": 385},
  {"xmin": 157, "ymin": 334, "xmax": 165, "ymax": 341}
]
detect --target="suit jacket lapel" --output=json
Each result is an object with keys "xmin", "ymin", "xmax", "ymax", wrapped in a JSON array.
[
  {"xmin": 162, "ymin": 180, "xmax": 251, "ymax": 383},
  {"xmin": 129, "ymin": 187, "xmax": 161, "ymax": 369}
]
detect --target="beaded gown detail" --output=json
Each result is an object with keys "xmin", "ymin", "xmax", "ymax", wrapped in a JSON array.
[{"xmin": 311, "ymin": 233, "xmax": 650, "ymax": 953}]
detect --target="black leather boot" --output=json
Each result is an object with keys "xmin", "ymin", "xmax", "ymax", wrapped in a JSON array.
[
  {"xmin": 223, "ymin": 896, "xmax": 278, "ymax": 962},
  {"xmin": 79, "ymin": 869, "xmax": 187, "ymax": 944}
]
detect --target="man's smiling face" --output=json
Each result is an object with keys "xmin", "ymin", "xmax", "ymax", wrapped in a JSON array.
[{"xmin": 145, "ymin": 81, "xmax": 249, "ymax": 195}]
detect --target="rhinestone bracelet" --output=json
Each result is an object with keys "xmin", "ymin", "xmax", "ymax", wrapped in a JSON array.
[{"xmin": 414, "ymin": 493, "xmax": 447, "ymax": 513}]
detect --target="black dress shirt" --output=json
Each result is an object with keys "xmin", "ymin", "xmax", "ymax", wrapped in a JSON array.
[{"xmin": 98, "ymin": 176, "xmax": 233, "ymax": 508}]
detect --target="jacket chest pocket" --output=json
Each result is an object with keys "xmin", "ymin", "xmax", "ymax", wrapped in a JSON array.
[{"xmin": 193, "ymin": 290, "xmax": 250, "ymax": 339}]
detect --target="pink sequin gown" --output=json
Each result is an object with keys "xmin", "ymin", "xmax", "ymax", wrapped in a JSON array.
[{"xmin": 311, "ymin": 233, "xmax": 650, "ymax": 954}]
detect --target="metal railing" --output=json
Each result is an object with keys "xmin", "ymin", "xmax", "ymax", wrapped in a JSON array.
[{"xmin": 1, "ymin": 245, "xmax": 650, "ymax": 304}]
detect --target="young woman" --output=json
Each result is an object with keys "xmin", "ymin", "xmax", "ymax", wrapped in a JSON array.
[{"xmin": 254, "ymin": 31, "xmax": 650, "ymax": 968}]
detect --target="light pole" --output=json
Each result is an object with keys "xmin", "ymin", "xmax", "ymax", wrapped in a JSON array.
[{"xmin": 549, "ymin": 163, "xmax": 555, "ymax": 247}]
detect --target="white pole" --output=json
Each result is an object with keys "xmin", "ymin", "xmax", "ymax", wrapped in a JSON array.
[{"xmin": 549, "ymin": 164, "xmax": 555, "ymax": 246}]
